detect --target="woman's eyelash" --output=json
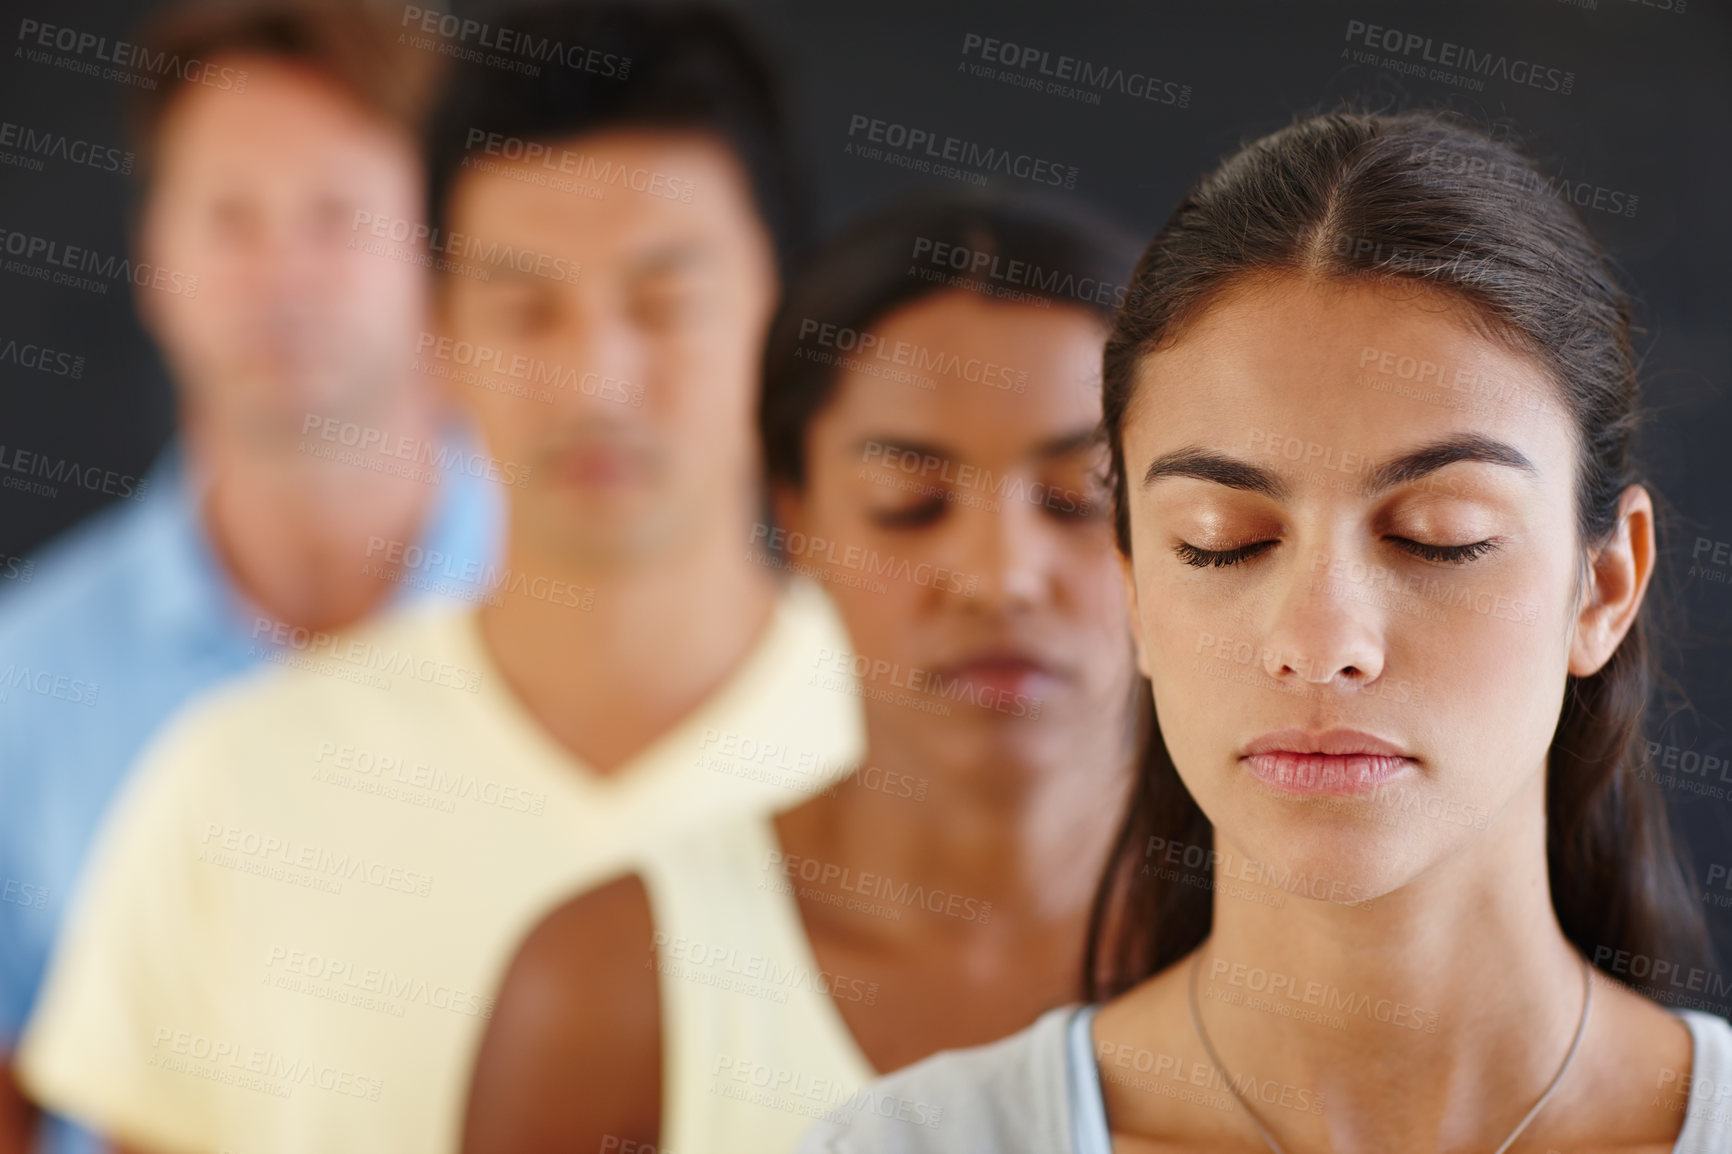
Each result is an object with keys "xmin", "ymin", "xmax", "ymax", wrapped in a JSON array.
[
  {"xmin": 1173, "ymin": 537, "xmax": 1501, "ymax": 569},
  {"xmin": 1174, "ymin": 540, "xmax": 1277, "ymax": 568},
  {"xmin": 870, "ymin": 494, "xmax": 1100, "ymax": 528},
  {"xmin": 871, "ymin": 500, "xmax": 945, "ymax": 528},
  {"xmin": 1390, "ymin": 537, "xmax": 1501, "ymax": 564}
]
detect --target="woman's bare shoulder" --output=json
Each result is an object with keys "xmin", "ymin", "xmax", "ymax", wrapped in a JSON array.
[{"xmin": 462, "ymin": 874, "xmax": 662, "ymax": 1154}]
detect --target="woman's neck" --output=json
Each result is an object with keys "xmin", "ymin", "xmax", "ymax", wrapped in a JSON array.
[
  {"xmin": 773, "ymin": 713, "xmax": 1135, "ymax": 1075},
  {"xmin": 1102, "ymin": 770, "xmax": 1646, "ymax": 1152},
  {"xmin": 1205, "ymin": 777, "xmax": 1569, "ymax": 1044},
  {"xmin": 782, "ymin": 713, "xmax": 1134, "ymax": 935}
]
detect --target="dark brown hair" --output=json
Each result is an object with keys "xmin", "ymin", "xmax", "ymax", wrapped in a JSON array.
[
  {"xmin": 759, "ymin": 189, "xmax": 1135, "ymax": 491},
  {"xmin": 426, "ymin": 1, "xmax": 809, "ymax": 282},
  {"xmin": 1084, "ymin": 109, "xmax": 1713, "ymax": 1002},
  {"xmin": 128, "ymin": 0, "xmax": 440, "ymax": 198}
]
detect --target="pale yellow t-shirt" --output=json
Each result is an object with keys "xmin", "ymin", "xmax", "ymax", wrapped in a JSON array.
[
  {"xmin": 641, "ymin": 816, "xmax": 880, "ymax": 1154},
  {"xmin": 18, "ymin": 579, "xmax": 863, "ymax": 1154}
]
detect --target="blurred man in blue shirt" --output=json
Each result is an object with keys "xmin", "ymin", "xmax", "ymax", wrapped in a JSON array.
[{"xmin": 0, "ymin": 5, "xmax": 501, "ymax": 1150}]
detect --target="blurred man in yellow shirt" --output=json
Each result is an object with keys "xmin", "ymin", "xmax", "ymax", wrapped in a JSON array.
[
  {"xmin": 0, "ymin": 5, "xmax": 504, "ymax": 1151},
  {"xmin": 18, "ymin": 5, "xmax": 862, "ymax": 1153}
]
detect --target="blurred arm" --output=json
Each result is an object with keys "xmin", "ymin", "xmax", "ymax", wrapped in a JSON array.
[
  {"xmin": 0, "ymin": 1067, "xmax": 157, "ymax": 1154},
  {"xmin": 462, "ymin": 874, "xmax": 662, "ymax": 1154},
  {"xmin": 0, "ymin": 1060, "xmax": 35, "ymax": 1154}
]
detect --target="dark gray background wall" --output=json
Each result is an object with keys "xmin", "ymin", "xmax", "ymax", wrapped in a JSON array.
[{"xmin": 3, "ymin": 0, "xmax": 1730, "ymax": 967}]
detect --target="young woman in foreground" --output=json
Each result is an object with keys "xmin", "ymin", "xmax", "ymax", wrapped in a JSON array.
[
  {"xmin": 798, "ymin": 111, "xmax": 1732, "ymax": 1153},
  {"xmin": 460, "ymin": 194, "xmax": 1145, "ymax": 1152}
]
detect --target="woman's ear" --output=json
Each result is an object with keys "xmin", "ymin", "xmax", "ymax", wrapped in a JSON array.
[
  {"xmin": 1568, "ymin": 484, "xmax": 1655, "ymax": 678},
  {"xmin": 1121, "ymin": 552, "xmax": 1151, "ymax": 681}
]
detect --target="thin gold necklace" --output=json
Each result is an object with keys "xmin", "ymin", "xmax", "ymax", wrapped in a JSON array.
[{"xmin": 1185, "ymin": 950, "xmax": 1593, "ymax": 1154}]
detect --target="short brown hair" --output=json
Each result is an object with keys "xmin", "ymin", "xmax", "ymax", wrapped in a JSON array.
[{"xmin": 128, "ymin": 0, "xmax": 442, "ymax": 195}]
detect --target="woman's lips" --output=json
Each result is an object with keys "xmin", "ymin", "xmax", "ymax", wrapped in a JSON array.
[
  {"xmin": 1239, "ymin": 728, "xmax": 1415, "ymax": 796},
  {"xmin": 1242, "ymin": 751, "xmax": 1413, "ymax": 796},
  {"xmin": 934, "ymin": 656, "xmax": 1057, "ymax": 702},
  {"xmin": 554, "ymin": 446, "xmax": 644, "ymax": 487}
]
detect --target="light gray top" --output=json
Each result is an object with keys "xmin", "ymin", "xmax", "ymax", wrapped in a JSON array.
[{"xmin": 795, "ymin": 1004, "xmax": 1732, "ymax": 1153}]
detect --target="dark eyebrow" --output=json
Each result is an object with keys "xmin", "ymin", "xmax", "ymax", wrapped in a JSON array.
[
  {"xmin": 1358, "ymin": 433, "xmax": 1536, "ymax": 496},
  {"xmin": 1141, "ymin": 448, "xmax": 1288, "ymax": 499},
  {"xmin": 1139, "ymin": 433, "xmax": 1537, "ymax": 500},
  {"xmin": 1032, "ymin": 427, "xmax": 1103, "ymax": 461}
]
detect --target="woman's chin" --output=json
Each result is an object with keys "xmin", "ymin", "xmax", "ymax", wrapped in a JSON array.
[{"xmin": 1211, "ymin": 819, "xmax": 1439, "ymax": 910}]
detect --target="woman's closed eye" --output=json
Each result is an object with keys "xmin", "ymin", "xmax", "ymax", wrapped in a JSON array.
[
  {"xmin": 1173, "ymin": 540, "xmax": 1277, "ymax": 568},
  {"xmin": 870, "ymin": 498, "xmax": 946, "ymax": 529},
  {"xmin": 1173, "ymin": 536, "xmax": 1503, "ymax": 568},
  {"xmin": 1387, "ymin": 536, "xmax": 1502, "ymax": 564}
]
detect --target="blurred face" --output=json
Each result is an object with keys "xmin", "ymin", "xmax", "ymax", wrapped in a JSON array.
[
  {"xmin": 138, "ymin": 55, "xmax": 428, "ymax": 446},
  {"xmin": 1119, "ymin": 274, "xmax": 1588, "ymax": 900},
  {"xmin": 438, "ymin": 130, "xmax": 778, "ymax": 567},
  {"xmin": 784, "ymin": 291, "xmax": 1135, "ymax": 777}
]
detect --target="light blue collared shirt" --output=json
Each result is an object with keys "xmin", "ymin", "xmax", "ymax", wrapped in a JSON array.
[{"xmin": 0, "ymin": 436, "xmax": 502, "ymax": 1153}]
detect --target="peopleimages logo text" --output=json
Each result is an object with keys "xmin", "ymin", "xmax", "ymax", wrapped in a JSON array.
[
  {"xmin": 0, "ymin": 444, "xmax": 146, "ymax": 500},
  {"xmin": 909, "ymin": 237, "xmax": 1126, "ymax": 308},
  {"xmin": 1343, "ymin": 19, "xmax": 1574, "ymax": 94},
  {"xmin": 845, "ymin": 114, "xmax": 1077, "ymax": 189},
  {"xmin": 0, "ymin": 228, "xmax": 198, "ymax": 296},
  {"xmin": 959, "ymin": 33, "xmax": 1190, "ymax": 106},
  {"xmin": 350, "ymin": 211, "xmax": 581, "ymax": 284},
  {"xmin": 0, "ymin": 338, "xmax": 83, "ymax": 378},
  {"xmin": 0, "ymin": 121, "xmax": 132, "ymax": 173},
  {"xmin": 798, "ymin": 319, "xmax": 1027, "ymax": 392},
  {"xmin": 398, "ymin": 7, "xmax": 630, "ymax": 76},
  {"xmin": 15, "ymin": 19, "xmax": 250, "ymax": 90}
]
